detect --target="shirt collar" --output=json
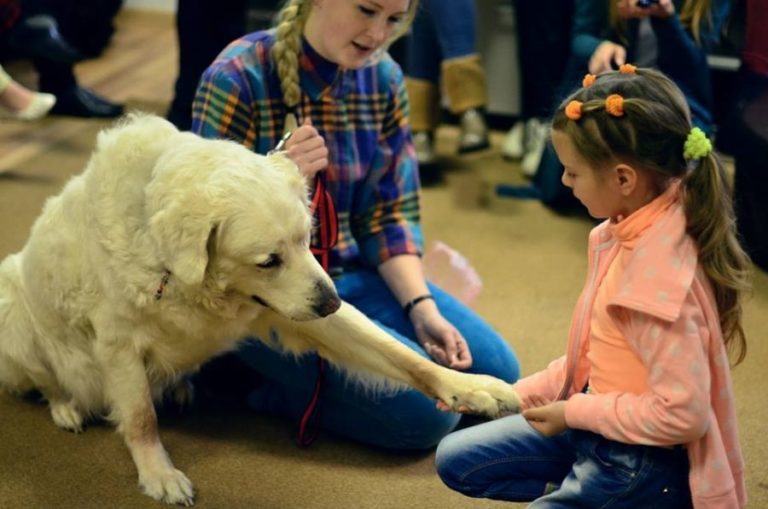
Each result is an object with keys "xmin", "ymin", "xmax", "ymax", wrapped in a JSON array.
[{"xmin": 299, "ymin": 37, "xmax": 350, "ymax": 101}]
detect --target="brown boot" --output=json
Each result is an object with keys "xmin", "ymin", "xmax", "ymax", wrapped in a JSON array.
[{"xmin": 442, "ymin": 55, "xmax": 490, "ymax": 153}]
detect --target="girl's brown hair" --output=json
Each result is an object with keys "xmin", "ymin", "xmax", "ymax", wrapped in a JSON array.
[
  {"xmin": 271, "ymin": 0, "xmax": 419, "ymax": 111},
  {"xmin": 553, "ymin": 68, "xmax": 751, "ymax": 364}
]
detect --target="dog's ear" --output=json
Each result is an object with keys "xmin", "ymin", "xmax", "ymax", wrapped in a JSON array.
[{"xmin": 149, "ymin": 205, "xmax": 217, "ymax": 287}]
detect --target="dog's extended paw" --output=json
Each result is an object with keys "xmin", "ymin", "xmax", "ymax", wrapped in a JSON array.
[
  {"xmin": 440, "ymin": 373, "xmax": 521, "ymax": 418},
  {"xmin": 50, "ymin": 400, "xmax": 84, "ymax": 433},
  {"xmin": 139, "ymin": 468, "xmax": 195, "ymax": 506}
]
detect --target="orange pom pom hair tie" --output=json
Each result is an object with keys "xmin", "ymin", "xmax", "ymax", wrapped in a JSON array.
[
  {"xmin": 565, "ymin": 100, "xmax": 583, "ymax": 120},
  {"xmin": 582, "ymin": 73, "xmax": 597, "ymax": 87},
  {"xmin": 605, "ymin": 94, "xmax": 625, "ymax": 117},
  {"xmin": 619, "ymin": 63, "xmax": 637, "ymax": 74}
]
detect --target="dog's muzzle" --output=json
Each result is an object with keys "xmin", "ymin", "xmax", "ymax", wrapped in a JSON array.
[{"xmin": 312, "ymin": 280, "xmax": 341, "ymax": 317}]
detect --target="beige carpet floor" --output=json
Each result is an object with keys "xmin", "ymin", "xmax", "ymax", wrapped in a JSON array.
[{"xmin": 0, "ymin": 9, "xmax": 766, "ymax": 509}]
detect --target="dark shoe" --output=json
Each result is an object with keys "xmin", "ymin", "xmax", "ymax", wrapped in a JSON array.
[
  {"xmin": 50, "ymin": 86, "xmax": 123, "ymax": 118},
  {"xmin": 6, "ymin": 15, "xmax": 85, "ymax": 65}
]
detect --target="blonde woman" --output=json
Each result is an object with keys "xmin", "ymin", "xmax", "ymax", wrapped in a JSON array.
[{"xmin": 191, "ymin": 0, "xmax": 520, "ymax": 449}]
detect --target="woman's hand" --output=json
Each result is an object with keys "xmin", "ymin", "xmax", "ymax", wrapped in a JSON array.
[
  {"xmin": 589, "ymin": 41, "xmax": 626, "ymax": 74},
  {"xmin": 410, "ymin": 300, "xmax": 473, "ymax": 370},
  {"xmin": 283, "ymin": 119, "xmax": 328, "ymax": 179},
  {"xmin": 523, "ymin": 400, "xmax": 568, "ymax": 437}
]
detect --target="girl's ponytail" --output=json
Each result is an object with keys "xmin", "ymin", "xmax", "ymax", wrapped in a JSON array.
[{"xmin": 682, "ymin": 146, "xmax": 751, "ymax": 364}]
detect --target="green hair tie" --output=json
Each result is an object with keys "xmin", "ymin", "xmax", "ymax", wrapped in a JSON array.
[{"xmin": 683, "ymin": 127, "xmax": 712, "ymax": 160}]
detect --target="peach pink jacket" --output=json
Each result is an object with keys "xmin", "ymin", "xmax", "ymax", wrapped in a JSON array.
[{"xmin": 514, "ymin": 188, "xmax": 746, "ymax": 508}]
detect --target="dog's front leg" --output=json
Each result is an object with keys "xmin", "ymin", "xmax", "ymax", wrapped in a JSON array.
[
  {"xmin": 96, "ymin": 341, "xmax": 195, "ymax": 506},
  {"xmin": 259, "ymin": 304, "xmax": 521, "ymax": 418}
]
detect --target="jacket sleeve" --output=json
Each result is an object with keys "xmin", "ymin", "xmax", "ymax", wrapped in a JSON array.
[
  {"xmin": 513, "ymin": 356, "xmax": 569, "ymax": 411},
  {"xmin": 564, "ymin": 296, "xmax": 712, "ymax": 446},
  {"xmin": 651, "ymin": 0, "xmax": 731, "ymax": 129},
  {"xmin": 353, "ymin": 61, "xmax": 423, "ymax": 267},
  {"xmin": 571, "ymin": 0, "xmax": 612, "ymax": 68}
]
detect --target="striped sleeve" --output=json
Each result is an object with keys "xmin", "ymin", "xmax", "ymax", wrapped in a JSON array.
[
  {"xmin": 191, "ymin": 57, "xmax": 258, "ymax": 149},
  {"xmin": 354, "ymin": 62, "xmax": 423, "ymax": 266}
]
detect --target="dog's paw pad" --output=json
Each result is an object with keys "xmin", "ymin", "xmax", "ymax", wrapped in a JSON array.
[
  {"xmin": 50, "ymin": 401, "xmax": 84, "ymax": 432},
  {"xmin": 140, "ymin": 468, "xmax": 195, "ymax": 506}
]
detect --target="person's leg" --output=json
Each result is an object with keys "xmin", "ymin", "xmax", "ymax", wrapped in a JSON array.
[
  {"xmin": 337, "ymin": 268, "xmax": 520, "ymax": 383},
  {"xmin": 213, "ymin": 268, "xmax": 518, "ymax": 450},
  {"xmin": 235, "ymin": 338, "xmax": 460, "ymax": 449},
  {"xmin": 167, "ymin": 0, "xmax": 247, "ymax": 130},
  {"xmin": 36, "ymin": 59, "xmax": 123, "ymax": 118},
  {"xmin": 226, "ymin": 269, "xmax": 465, "ymax": 450},
  {"xmin": 530, "ymin": 430, "xmax": 692, "ymax": 508},
  {"xmin": 424, "ymin": 0, "xmax": 489, "ymax": 152},
  {"xmin": 0, "ymin": 64, "xmax": 56, "ymax": 119},
  {"xmin": 404, "ymin": 3, "xmax": 441, "ymax": 167},
  {"xmin": 436, "ymin": 414, "xmax": 574, "ymax": 501}
]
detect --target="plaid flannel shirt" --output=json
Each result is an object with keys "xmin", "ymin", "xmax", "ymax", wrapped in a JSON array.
[{"xmin": 191, "ymin": 31, "xmax": 423, "ymax": 275}]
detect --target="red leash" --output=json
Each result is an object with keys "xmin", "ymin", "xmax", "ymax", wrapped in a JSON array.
[{"xmin": 297, "ymin": 173, "xmax": 338, "ymax": 448}]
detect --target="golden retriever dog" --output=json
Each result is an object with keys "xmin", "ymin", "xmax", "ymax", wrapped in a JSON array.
[{"xmin": 0, "ymin": 114, "xmax": 520, "ymax": 505}]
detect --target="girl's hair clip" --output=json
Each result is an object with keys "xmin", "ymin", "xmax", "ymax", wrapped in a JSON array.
[
  {"xmin": 565, "ymin": 100, "xmax": 583, "ymax": 120},
  {"xmin": 605, "ymin": 94, "xmax": 625, "ymax": 117},
  {"xmin": 683, "ymin": 127, "xmax": 713, "ymax": 161},
  {"xmin": 582, "ymin": 74, "xmax": 597, "ymax": 87},
  {"xmin": 619, "ymin": 63, "xmax": 637, "ymax": 74}
]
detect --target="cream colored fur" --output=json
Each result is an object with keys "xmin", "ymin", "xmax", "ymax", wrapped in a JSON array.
[{"xmin": 0, "ymin": 114, "xmax": 520, "ymax": 506}]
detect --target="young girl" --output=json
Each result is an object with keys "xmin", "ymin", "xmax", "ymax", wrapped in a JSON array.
[
  {"xmin": 435, "ymin": 67, "xmax": 750, "ymax": 508},
  {"xmin": 190, "ymin": 0, "xmax": 520, "ymax": 449}
]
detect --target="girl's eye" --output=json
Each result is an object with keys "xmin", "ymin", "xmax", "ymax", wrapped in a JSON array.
[
  {"xmin": 388, "ymin": 16, "xmax": 403, "ymax": 25},
  {"xmin": 256, "ymin": 254, "xmax": 282, "ymax": 269}
]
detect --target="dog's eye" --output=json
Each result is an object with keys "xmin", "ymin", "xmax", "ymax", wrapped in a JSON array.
[{"xmin": 256, "ymin": 254, "xmax": 282, "ymax": 269}]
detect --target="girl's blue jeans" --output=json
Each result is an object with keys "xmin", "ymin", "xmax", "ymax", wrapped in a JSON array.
[
  {"xmin": 435, "ymin": 414, "xmax": 692, "ymax": 508},
  {"xmin": 234, "ymin": 268, "xmax": 520, "ymax": 450}
]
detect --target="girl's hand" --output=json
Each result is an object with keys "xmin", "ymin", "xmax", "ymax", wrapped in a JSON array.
[
  {"xmin": 589, "ymin": 41, "xmax": 626, "ymax": 74},
  {"xmin": 410, "ymin": 301, "xmax": 473, "ymax": 370},
  {"xmin": 283, "ymin": 119, "xmax": 328, "ymax": 179},
  {"xmin": 523, "ymin": 401, "xmax": 568, "ymax": 436}
]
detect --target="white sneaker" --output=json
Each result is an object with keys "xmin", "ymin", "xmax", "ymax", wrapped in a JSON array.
[
  {"xmin": 501, "ymin": 120, "xmax": 525, "ymax": 159},
  {"xmin": 521, "ymin": 118, "xmax": 548, "ymax": 177},
  {"xmin": 413, "ymin": 131, "xmax": 436, "ymax": 166},
  {"xmin": 458, "ymin": 108, "xmax": 490, "ymax": 154}
]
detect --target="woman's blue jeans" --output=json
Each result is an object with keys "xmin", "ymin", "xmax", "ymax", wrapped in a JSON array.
[
  {"xmin": 405, "ymin": 0, "xmax": 478, "ymax": 83},
  {"xmin": 234, "ymin": 268, "xmax": 520, "ymax": 450},
  {"xmin": 435, "ymin": 414, "xmax": 692, "ymax": 507}
]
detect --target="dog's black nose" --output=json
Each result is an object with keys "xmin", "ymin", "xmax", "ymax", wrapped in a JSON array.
[{"xmin": 312, "ymin": 280, "xmax": 341, "ymax": 317}]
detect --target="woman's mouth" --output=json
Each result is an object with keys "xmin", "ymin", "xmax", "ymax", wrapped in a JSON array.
[{"xmin": 351, "ymin": 41, "xmax": 373, "ymax": 56}]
